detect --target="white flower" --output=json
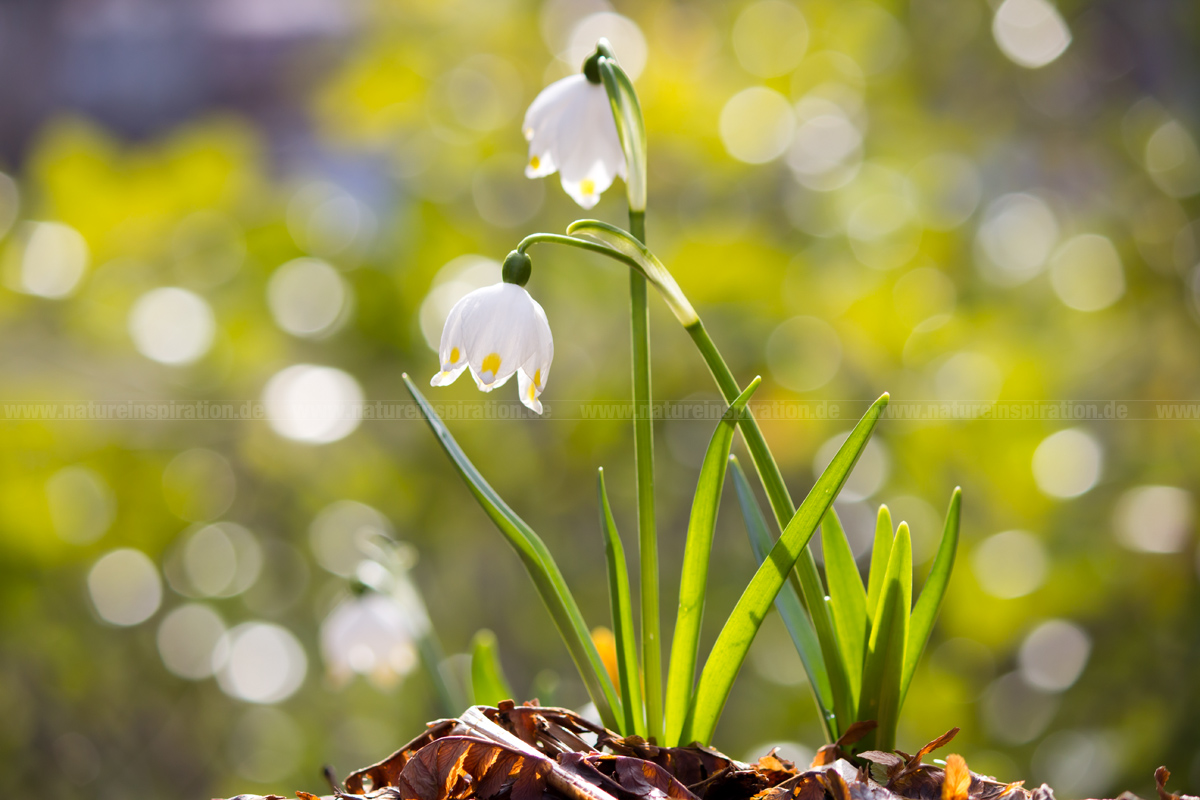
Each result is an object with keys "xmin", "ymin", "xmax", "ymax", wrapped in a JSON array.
[
  {"xmin": 430, "ymin": 282, "xmax": 554, "ymax": 414},
  {"xmin": 524, "ymin": 74, "xmax": 626, "ymax": 209},
  {"xmin": 320, "ymin": 592, "xmax": 421, "ymax": 690}
]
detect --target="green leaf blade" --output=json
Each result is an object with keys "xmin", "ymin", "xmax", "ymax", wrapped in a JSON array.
[
  {"xmin": 866, "ymin": 505, "xmax": 893, "ymax": 623},
  {"xmin": 859, "ymin": 521, "xmax": 912, "ymax": 752},
  {"xmin": 682, "ymin": 392, "xmax": 889, "ymax": 745},
  {"xmin": 598, "ymin": 468, "xmax": 645, "ymax": 737},
  {"xmin": 822, "ymin": 509, "xmax": 869, "ymax": 709},
  {"xmin": 732, "ymin": 456, "xmax": 835, "ymax": 739},
  {"xmin": 470, "ymin": 629, "xmax": 515, "ymax": 707},
  {"xmin": 664, "ymin": 379, "xmax": 761, "ymax": 746},
  {"xmin": 902, "ymin": 487, "xmax": 962, "ymax": 703},
  {"xmin": 403, "ymin": 374, "xmax": 623, "ymax": 730}
]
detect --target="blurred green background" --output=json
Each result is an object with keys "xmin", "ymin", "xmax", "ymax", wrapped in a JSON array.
[{"xmin": 2, "ymin": 0, "xmax": 1199, "ymax": 798}]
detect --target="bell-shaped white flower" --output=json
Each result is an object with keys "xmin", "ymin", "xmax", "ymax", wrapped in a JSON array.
[
  {"xmin": 524, "ymin": 73, "xmax": 626, "ymax": 209},
  {"xmin": 320, "ymin": 592, "xmax": 421, "ymax": 690},
  {"xmin": 430, "ymin": 282, "xmax": 554, "ymax": 414}
]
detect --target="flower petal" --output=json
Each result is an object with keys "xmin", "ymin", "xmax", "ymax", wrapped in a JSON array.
[
  {"xmin": 430, "ymin": 364, "xmax": 467, "ymax": 387},
  {"xmin": 427, "ymin": 281, "xmax": 553, "ymax": 409},
  {"xmin": 525, "ymin": 147, "xmax": 558, "ymax": 179},
  {"xmin": 557, "ymin": 85, "xmax": 625, "ymax": 180},
  {"xmin": 517, "ymin": 369, "xmax": 544, "ymax": 414},
  {"xmin": 461, "ymin": 284, "xmax": 538, "ymax": 388},
  {"xmin": 523, "ymin": 74, "xmax": 588, "ymax": 140}
]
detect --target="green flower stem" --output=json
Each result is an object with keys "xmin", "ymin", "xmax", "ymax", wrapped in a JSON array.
[
  {"xmin": 687, "ymin": 320, "xmax": 852, "ymax": 739},
  {"xmin": 627, "ymin": 209, "xmax": 663, "ymax": 743},
  {"xmin": 518, "ymin": 228, "xmax": 850, "ymax": 739},
  {"xmin": 517, "ymin": 232, "xmax": 638, "ymax": 264}
]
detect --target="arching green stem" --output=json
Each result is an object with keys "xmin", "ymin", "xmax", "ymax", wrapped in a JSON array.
[{"xmin": 520, "ymin": 226, "xmax": 848, "ymax": 739}]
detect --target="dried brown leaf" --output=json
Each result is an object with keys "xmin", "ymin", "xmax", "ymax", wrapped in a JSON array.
[
  {"xmin": 603, "ymin": 736, "xmax": 737, "ymax": 790},
  {"xmin": 343, "ymin": 719, "xmax": 459, "ymax": 794},
  {"xmin": 909, "ymin": 728, "xmax": 960, "ymax": 771},
  {"xmin": 1156, "ymin": 766, "xmax": 1200, "ymax": 800},
  {"xmin": 383, "ymin": 736, "xmax": 550, "ymax": 800},
  {"xmin": 688, "ymin": 766, "xmax": 771, "ymax": 800},
  {"xmin": 581, "ymin": 754, "xmax": 700, "ymax": 800},
  {"xmin": 822, "ymin": 767, "xmax": 853, "ymax": 800},
  {"xmin": 751, "ymin": 772, "xmax": 828, "ymax": 800},
  {"xmin": 812, "ymin": 722, "xmax": 878, "ymax": 767},
  {"xmin": 1030, "ymin": 785, "xmax": 1056, "ymax": 800}
]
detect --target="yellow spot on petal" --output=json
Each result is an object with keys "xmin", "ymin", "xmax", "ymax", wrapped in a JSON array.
[
  {"xmin": 581, "ymin": 179, "xmax": 595, "ymax": 196},
  {"xmin": 528, "ymin": 382, "xmax": 537, "ymax": 402},
  {"xmin": 450, "ymin": 347, "xmax": 460, "ymax": 363},
  {"xmin": 533, "ymin": 369, "xmax": 541, "ymax": 388},
  {"xmin": 530, "ymin": 155, "xmax": 540, "ymax": 170},
  {"xmin": 481, "ymin": 352, "xmax": 501, "ymax": 377}
]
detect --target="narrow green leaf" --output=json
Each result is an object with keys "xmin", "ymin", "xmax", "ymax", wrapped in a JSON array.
[
  {"xmin": 664, "ymin": 379, "xmax": 761, "ymax": 746},
  {"xmin": 901, "ymin": 487, "xmax": 962, "ymax": 703},
  {"xmin": 732, "ymin": 456, "xmax": 835, "ymax": 740},
  {"xmin": 822, "ymin": 509, "xmax": 869, "ymax": 709},
  {"xmin": 679, "ymin": 320, "xmax": 859, "ymax": 742},
  {"xmin": 817, "ymin": 594, "xmax": 856, "ymax": 738},
  {"xmin": 682, "ymin": 392, "xmax": 889, "ymax": 745},
  {"xmin": 597, "ymin": 467, "xmax": 645, "ymax": 737},
  {"xmin": 859, "ymin": 522, "xmax": 912, "ymax": 753},
  {"xmin": 865, "ymin": 505, "xmax": 893, "ymax": 624},
  {"xmin": 470, "ymin": 629, "xmax": 514, "ymax": 707},
  {"xmin": 402, "ymin": 374, "xmax": 623, "ymax": 730},
  {"xmin": 787, "ymin": 536, "xmax": 850, "ymax": 739}
]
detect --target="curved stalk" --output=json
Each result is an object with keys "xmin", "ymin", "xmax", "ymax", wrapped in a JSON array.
[{"xmin": 516, "ymin": 226, "xmax": 865, "ymax": 740}]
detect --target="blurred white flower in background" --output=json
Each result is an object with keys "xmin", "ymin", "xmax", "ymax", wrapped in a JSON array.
[
  {"xmin": 430, "ymin": 283, "xmax": 554, "ymax": 414},
  {"xmin": 7, "ymin": 221, "xmax": 90, "ymax": 299},
  {"xmin": 128, "ymin": 287, "xmax": 216, "ymax": 365},
  {"xmin": 991, "ymin": 0, "xmax": 1071, "ymax": 69},
  {"xmin": 262, "ymin": 364, "xmax": 363, "ymax": 443},
  {"xmin": 523, "ymin": 73, "xmax": 625, "ymax": 209},
  {"xmin": 320, "ymin": 562, "xmax": 430, "ymax": 690}
]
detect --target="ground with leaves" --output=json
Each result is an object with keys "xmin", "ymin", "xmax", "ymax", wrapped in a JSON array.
[{"xmin": 222, "ymin": 704, "xmax": 1196, "ymax": 800}]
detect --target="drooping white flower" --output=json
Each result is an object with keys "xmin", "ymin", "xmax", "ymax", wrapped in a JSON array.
[
  {"xmin": 524, "ymin": 73, "xmax": 626, "ymax": 209},
  {"xmin": 320, "ymin": 592, "xmax": 421, "ymax": 690},
  {"xmin": 430, "ymin": 282, "xmax": 554, "ymax": 414}
]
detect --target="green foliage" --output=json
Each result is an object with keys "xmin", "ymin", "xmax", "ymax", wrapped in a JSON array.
[
  {"xmin": 10, "ymin": 3, "xmax": 1194, "ymax": 796},
  {"xmin": 470, "ymin": 629, "xmax": 514, "ymax": 707},
  {"xmin": 682, "ymin": 393, "xmax": 888, "ymax": 745},
  {"xmin": 732, "ymin": 457, "xmax": 835, "ymax": 741},
  {"xmin": 665, "ymin": 377, "xmax": 761, "ymax": 745},
  {"xmin": 402, "ymin": 374, "xmax": 622, "ymax": 731},
  {"xmin": 597, "ymin": 468, "xmax": 644, "ymax": 737}
]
